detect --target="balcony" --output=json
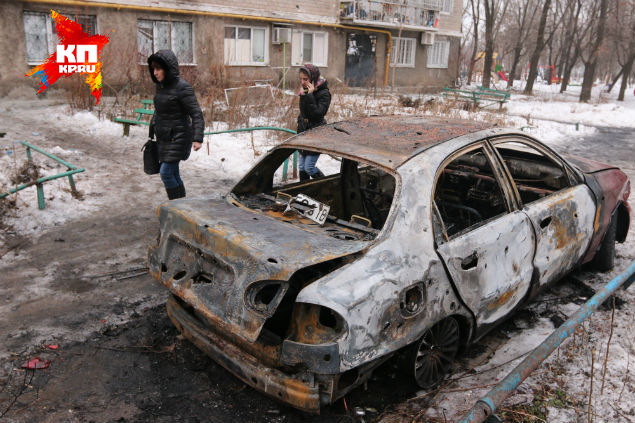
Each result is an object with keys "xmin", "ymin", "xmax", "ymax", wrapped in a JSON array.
[{"xmin": 339, "ymin": 0, "xmax": 441, "ymax": 31}]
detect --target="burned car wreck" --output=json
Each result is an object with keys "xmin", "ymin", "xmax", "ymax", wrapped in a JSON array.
[{"xmin": 147, "ymin": 116, "xmax": 631, "ymax": 412}]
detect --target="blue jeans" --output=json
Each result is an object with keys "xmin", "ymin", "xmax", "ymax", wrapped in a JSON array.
[
  {"xmin": 160, "ymin": 161, "xmax": 183, "ymax": 189},
  {"xmin": 299, "ymin": 152, "xmax": 321, "ymax": 177}
]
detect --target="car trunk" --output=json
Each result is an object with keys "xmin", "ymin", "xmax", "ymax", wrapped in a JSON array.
[{"xmin": 147, "ymin": 198, "xmax": 369, "ymax": 343}]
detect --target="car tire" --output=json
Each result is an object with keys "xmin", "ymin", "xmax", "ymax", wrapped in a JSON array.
[
  {"xmin": 592, "ymin": 214, "xmax": 617, "ymax": 272},
  {"xmin": 404, "ymin": 317, "xmax": 460, "ymax": 389}
]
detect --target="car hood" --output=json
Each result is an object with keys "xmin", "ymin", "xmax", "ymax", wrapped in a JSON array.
[
  {"xmin": 147, "ymin": 198, "xmax": 369, "ymax": 342},
  {"xmin": 565, "ymin": 155, "xmax": 619, "ymax": 173}
]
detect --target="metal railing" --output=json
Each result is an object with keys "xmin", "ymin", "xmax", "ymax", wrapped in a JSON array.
[
  {"xmin": 0, "ymin": 141, "xmax": 85, "ymax": 210},
  {"xmin": 458, "ymin": 262, "xmax": 635, "ymax": 423},
  {"xmin": 341, "ymin": 0, "xmax": 440, "ymax": 28},
  {"xmin": 203, "ymin": 126, "xmax": 298, "ymax": 181}
]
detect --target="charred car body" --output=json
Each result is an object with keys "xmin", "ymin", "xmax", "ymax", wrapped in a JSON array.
[{"xmin": 147, "ymin": 116, "xmax": 630, "ymax": 412}]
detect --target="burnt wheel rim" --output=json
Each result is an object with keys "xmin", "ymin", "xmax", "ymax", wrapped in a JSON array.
[{"xmin": 414, "ymin": 318, "xmax": 460, "ymax": 389}]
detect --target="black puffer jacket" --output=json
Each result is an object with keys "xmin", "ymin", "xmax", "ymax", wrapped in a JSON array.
[
  {"xmin": 148, "ymin": 50, "xmax": 204, "ymax": 163},
  {"xmin": 297, "ymin": 80, "xmax": 331, "ymax": 133}
]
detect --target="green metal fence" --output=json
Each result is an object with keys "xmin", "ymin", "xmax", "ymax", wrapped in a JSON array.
[
  {"xmin": 203, "ymin": 126, "xmax": 298, "ymax": 181},
  {"xmin": 0, "ymin": 141, "xmax": 85, "ymax": 210}
]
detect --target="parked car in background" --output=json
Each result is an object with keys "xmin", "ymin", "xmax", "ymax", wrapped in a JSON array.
[{"xmin": 148, "ymin": 116, "xmax": 630, "ymax": 412}]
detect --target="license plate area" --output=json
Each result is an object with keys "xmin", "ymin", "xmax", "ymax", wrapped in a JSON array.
[{"xmin": 295, "ymin": 194, "xmax": 330, "ymax": 225}]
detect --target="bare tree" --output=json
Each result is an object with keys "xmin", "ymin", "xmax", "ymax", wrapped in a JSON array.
[
  {"xmin": 507, "ymin": 0, "xmax": 540, "ymax": 88},
  {"xmin": 559, "ymin": 0, "xmax": 583, "ymax": 92},
  {"xmin": 612, "ymin": 0, "xmax": 635, "ymax": 101},
  {"xmin": 482, "ymin": 0, "xmax": 509, "ymax": 88},
  {"xmin": 466, "ymin": 0, "xmax": 481, "ymax": 86},
  {"xmin": 579, "ymin": 0, "xmax": 609, "ymax": 102},
  {"xmin": 524, "ymin": 0, "xmax": 553, "ymax": 94}
]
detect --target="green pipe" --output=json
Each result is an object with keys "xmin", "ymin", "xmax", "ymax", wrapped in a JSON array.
[
  {"xmin": 201, "ymin": 126, "xmax": 297, "ymax": 181},
  {"xmin": 36, "ymin": 182, "xmax": 45, "ymax": 210},
  {"xmin": 204, "ymin": 126, "xmax": 297, "ymax": 136},
  {"xmin": 18, "ymin": 140, "xmax": 78, "ymax": 170},
  {"xmin": 0, "ymin": 168, "xmax": 85, "ymax": 198}
]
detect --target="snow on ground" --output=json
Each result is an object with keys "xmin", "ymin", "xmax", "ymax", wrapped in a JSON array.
[{"xmin": 1, "ymin": 82, "xmax": 635, "ymax": 421}]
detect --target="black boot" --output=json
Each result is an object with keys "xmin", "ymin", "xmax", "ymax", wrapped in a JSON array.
[
  {"xmin": 311, "ymin": 168, "xmax": 325, "ymax": 179},
  {"xmin": 166, "ymin": 186, "xmax": 181, "ymax": 200},
  {"xmin": 177, "ymin": 184, "xmax": 186, "ymax": 198},
  {"xmin": 299, "ymin": 170, "xmax": 310, "ymax": 181}
]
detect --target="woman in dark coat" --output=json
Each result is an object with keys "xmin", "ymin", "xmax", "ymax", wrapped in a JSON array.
[
  {"xmin": 297, "ymin": 64, "xmax": 331, "ymax": 181},
  {"xmin": 148, "ymin": 49, "xmax": 204, "ymax": 199}
]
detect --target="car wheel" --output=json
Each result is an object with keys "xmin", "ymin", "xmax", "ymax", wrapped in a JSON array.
[
  {"xmin": 407, "ymin": 317, "xmax": 460, "ymax": 389},
  {"xmin": 592, "ymin": 214, "xmax": 617, "ymax": 272}
]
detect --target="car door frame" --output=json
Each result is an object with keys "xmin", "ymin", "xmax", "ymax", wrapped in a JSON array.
[
  {"xmin": 486, "ymin": 134, "xmax": 597, "ymax": 292},
  {"xmin": 432, "ymin": 140, "xmax": 537, "ymax": 336}
]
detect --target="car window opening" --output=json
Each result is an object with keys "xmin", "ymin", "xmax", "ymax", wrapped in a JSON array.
[
  {"xmin": 232, "ymin": 148, "xmax": 396, "ymax": 240},
  {"xmin": 494, "ymin": 142, "xmax": 571, "ymax": 206},
  {"xmin": 434, "ymin": 148, "xmax": 507, "ymax": 239}
]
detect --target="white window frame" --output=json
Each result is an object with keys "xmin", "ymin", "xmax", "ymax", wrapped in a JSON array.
[
  {"xmin": 24, "ymin": 11, "xmax": 97, "ymax": 65},
  {"xmin": 427, "ymin": 39, "xmax": 450, "ymax": 68},
  {"xmin": 291, "ymin": 30, "xmax": 329, "ymax": 67},
  {"xmin": 390, "ymin": 37, "xmax": 416, "ymax": 68},
  {"xmin": 223, "ymin": 25, "xmax": 269, "ymax": 66},
  {"xmin": 440, "ymin": 0, "xmax": 453, "ymax": 15},
  {"xmin": 137, "ymin": 19, "xmax": 196, "ymax": 65}
]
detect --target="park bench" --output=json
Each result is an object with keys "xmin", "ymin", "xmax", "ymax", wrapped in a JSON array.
[
  {"xmin": 443, "ymin": 86, "xmax": 511, "ymax": 111},
  {"xmin": 113, "ymin": 99, "xmax": 154, "ymax": 136}
]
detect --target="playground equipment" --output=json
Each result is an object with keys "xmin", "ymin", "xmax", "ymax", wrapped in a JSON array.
[{"xmin": 473, "ymin": 51, "xmax": 508, "ymax": 84}]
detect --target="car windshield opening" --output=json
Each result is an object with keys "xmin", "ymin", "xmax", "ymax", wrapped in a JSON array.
[{"xmin": 231, "ymin": 148, "xmax": 396, "ymax": 240}]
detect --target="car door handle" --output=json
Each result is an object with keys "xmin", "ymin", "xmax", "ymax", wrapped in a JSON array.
[
  {"xmin": 460, "ymin": 252, "xmax": 478, "ymax": 270},
  {"xmin": 540, "ymin": 216, "xmax": 552, "ymax": 229}
]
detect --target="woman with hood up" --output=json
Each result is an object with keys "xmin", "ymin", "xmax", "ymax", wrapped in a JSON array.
[
  {"xmin": 297, "ymin": 64, "xmax": 331, "ymax": 181},
  {"xmin": 148, "ymin": 49, "xmax": 205, "ymax": 200}
]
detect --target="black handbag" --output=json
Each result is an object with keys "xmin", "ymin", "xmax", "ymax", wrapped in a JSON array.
[{"xmin": 142, "ymin": 139, "xmax": 160, "ymax": 175}]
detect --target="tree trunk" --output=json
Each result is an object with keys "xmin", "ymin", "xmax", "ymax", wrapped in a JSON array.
[
  {"xmin": 524, "ymin": 0, "xmax": 552, "ymax": 94},
  {"xmin": 507, "ymin": 46, "xmax": 522, "ymax": 88},
  {"xmin": 482, "ymin": 28, "xmax": 494, "ymax": 88},
  {"xmin": 560, "ymin": 47, "xmax": 579, "ymax": 93},
  {"xmin": 482, "ymin": 0, "xmax": 494, "ymax": 89},
  {"xmin": 618, "ymin": 56, "xmax": 634, "ymax": 101},
  {"xmin": 607, "ymin": 68, "xmax": 624, "ymax": 94},
  {"xmin": 467, "ymin": 37, "xmax": 479, "ymax": 85},
  {"xmin": 467, "ymin": 0, "xmax": 480, "ymax": 86},
  {"xmin": 580, "ymin": 0, "xmax": 608, "ymax": 102}
]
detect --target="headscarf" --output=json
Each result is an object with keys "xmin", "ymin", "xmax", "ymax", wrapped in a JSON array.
[{"xmin": 299, "ymin": 63, "xmax": 320, "ymax": 85}]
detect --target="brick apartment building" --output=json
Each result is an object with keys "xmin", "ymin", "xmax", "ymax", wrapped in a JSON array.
[{"xmin": 1, "ymin": 0, "xmax": 463, "ymax": 94}]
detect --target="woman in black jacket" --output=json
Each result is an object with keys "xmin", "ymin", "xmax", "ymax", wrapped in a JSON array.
[
  {"xmin": 148, "ymin": 50, "xmax": 205, "ymax": 199},
  {"xmin": 297, "ymin": 64, "xmax": 331, "ymax": 181}
]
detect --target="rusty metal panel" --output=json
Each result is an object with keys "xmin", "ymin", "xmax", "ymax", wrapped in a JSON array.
[
  {"xmin": 148, "ymin": 198, "xmax": 369, "ymax": 343},
  {"xmin": 436, "ymin": 211, "xmax": 535, "ymax": 325},
  {"xmin": 285, "ymin": 116, "xmax": 493, "ymax": 169},
  {"xmin": 295, "ymin": 146, "xmax": 478, "ymax": 370},
  {"xmin": 521, "ymin": 185, "xmax": 595, "ymax": 287}
]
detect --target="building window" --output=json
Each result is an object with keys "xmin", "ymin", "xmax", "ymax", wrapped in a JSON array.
[
  {"xmin": 391, "ymin": 37, "xmax": 416, "ymax": 67},
  {"xmin": 223, "ymin": 26, "xmax": 268, "ymax": 66},
  {"xmin": 23, "ymin": 11, "xmax": 96, "ymax": 65},
  {"xmin": 291, "ymin": 30, "xmax": 328, "ymax": 67},
  {"xmin": 441, "ymin": 0, "xmax": 453, "ymax": 14},
  {"xmin": 427, "ymin": 39, "xmax": 450, "ymax": 68},
  {"xmin": 137, "ymin": 20, "xmax": 194, "ymax": 65}
]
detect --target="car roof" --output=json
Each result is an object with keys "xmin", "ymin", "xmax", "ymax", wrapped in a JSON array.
[{"xmin": 283, "ymin": 115, "xmax": 495, "ymax": 169}]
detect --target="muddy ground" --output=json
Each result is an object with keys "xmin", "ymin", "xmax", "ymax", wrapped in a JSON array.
[{"xmin": 1, "ymin": 98, "xmax": 634, "ymax": 423}]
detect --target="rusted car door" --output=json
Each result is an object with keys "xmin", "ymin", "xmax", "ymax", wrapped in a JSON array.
[
  {"xmin": 433, "ymin": 144, "xmax": 536, "ymax": 326},
  {"xmin": 490, "ymin": 138, "xmax": 596, "ymax": 288}
]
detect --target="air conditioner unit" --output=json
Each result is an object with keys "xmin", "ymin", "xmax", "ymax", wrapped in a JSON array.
[
  {"xmin": 421, "ymin": 32, "xmax": 435, "ymax": 45},
  {"xmin": 272, "ymin": 27, "xmax": 292, "ymax": 44}
]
